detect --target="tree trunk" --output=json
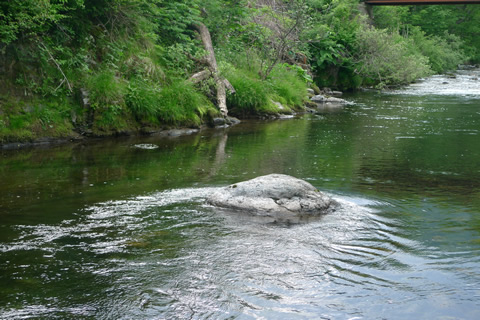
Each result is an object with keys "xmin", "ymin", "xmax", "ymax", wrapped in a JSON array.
[{"xmin": 193, "ymin": 22, "xmax": 228, "ymax": 117}]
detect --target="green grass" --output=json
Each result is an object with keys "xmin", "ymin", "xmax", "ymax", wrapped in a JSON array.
[
  {"xmin": 157, "ymin": 79, "xmax": 214, "ymax": 126},
  {"xmin": 0, "ymin": 99, "xmax": 74, "ymax": 143},
  {"xmin": 126, "ymin": 77, "xmax": 215, "ymax": 127},
  {"xmin": 225, "ymin": 68, "xmax": 270, "ymax": 115},
  {"xmin": 221, "ymin": 54, "xmax": 308, "ymax": 116},
  {"xmin": 268, "ymin": 65, "xmax": 308, "ymax": 108}
]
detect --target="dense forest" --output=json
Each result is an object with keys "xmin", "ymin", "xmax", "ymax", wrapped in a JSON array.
[{"xmin": 0, "ymin": 0, "xmax": 479, "ymax": 143}]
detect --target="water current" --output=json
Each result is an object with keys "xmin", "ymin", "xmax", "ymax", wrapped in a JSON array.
[{"xmin": 1, "ymin": 68, "xmax": 480, "ymax": 319}]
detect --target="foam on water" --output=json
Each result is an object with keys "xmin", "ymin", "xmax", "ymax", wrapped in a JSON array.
[{"xmin": 389, "ymin": 68, "xmax": 480, "ymax": 96}]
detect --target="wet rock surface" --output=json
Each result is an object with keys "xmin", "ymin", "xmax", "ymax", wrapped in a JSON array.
[
  {"xmin": 311, "ymin": 95, "xmax": 349, "ymax": 104},
  {"xmin": 207, "ymin": 174, "xmax": 338, "ymax": 217}
]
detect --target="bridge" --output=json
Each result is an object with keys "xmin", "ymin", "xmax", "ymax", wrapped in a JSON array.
[{"xmin": 365, "ymin": 0, "xmax": 480, "ymax": 5}]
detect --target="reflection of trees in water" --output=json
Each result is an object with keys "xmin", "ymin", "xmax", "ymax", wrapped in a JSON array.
[
  {"xmin": 202, "ymin": 119, "xmax": 313, "ymax": 181},
  {"xmin": 206, "ymin": 132, "xmax": 228, "ymax": 178}
]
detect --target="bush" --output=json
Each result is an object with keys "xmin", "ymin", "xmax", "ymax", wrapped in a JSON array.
[
  {"xmin": 409, "ymin": 28, "xmax": 465, "ymax": 73},
  {"xmin": 221, "ymin": 52, "xmax": 308, "ymax": 115},
  {"xmin": 127, "ymin": 77, "xmax": 213, "ymax": 126},
  {"xmin": 354, "ymin": 26, "xmax": 432, "ymax": 87}
]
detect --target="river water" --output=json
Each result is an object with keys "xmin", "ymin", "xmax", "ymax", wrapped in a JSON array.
[{"xmin": 1, "ymin": 69, "xmax": 480, "ymax": 319}]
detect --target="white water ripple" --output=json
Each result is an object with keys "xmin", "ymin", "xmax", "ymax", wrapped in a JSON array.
[{"xmin": 389, "ymin": 68, "xmax": 480, "ymax": 96}]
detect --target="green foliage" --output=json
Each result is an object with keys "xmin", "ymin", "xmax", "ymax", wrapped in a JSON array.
[
  {"xmin": 374, "ymin": 5, "xmax": 480, "ymax": 63},
  {"xmin": 224, "ymin": 67, "xmax": 270, "ymax": 114},
  {"xmin": 160, "ymin": 43, "xmax": 202, "ymax": 77},
  {"xmin": 200, "ymin": 0, "xmax": 250, "ymax": 46},
  {"xmin": 126, "ymin": 78, "xmax": 213, "ymax": 126},
  {"xmin": 354, "ymin": 26, "xmax": 432, "ymax": 87},
  {"xmin": 126, "ymin": 79, "xmax": 162, "ymax": 122},
  {"xmin": 155, "ymin": 0, "xmax": 201, "ymax": 45},
  {"xmin": 157, "ymin": 80, "xmax": 213, "ymax": 126},
  {"xmin": 269, "ymin": 64, "xmax": 308, "ymax": 107},
  {"xmin": 221, "ymin": 53, "xmax": 307, "ymax": 115},
  {"xmin": 0, "ymin": 0, "xmax": 84, "ymax": 44},
  {"xmin": 409, "ymin": 28, "xmax": 465, "ymax": 73},
  {"xmin": 305, "ymin": 1, "xmax": 474, "ymax": 88},
  {"xmin": 86, "ymin": 70, "xmax": 126, "ymax": 111},
  {"xmin": 0, "ymin": 0, "xmax": 476, "ymax": 143},
  {"xmin": 0, "ymin": 98, "xmax": 74, "ymax": 143},
  {"xmin": 303, "ymin": 0, "xmax": 362, "ymax": 89}
]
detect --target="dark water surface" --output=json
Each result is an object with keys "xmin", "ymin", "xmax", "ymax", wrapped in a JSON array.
[{"xmin": 1, "ymin": 70, "xmax": 480, "ymax": 319}]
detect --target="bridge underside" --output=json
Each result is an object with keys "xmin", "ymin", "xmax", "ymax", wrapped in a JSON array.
[{"xmin": 365, "ymin": 0, "xmax": 480, "ymax": 5}]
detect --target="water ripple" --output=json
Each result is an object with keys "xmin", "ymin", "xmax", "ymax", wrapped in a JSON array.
[{"xmin": 2, "ymin": 188, "xmax": 480, "ymax": 319}]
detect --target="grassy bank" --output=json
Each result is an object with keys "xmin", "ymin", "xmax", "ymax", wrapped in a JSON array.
[{"xmin": 1, "ymin": 1, "xmax": 476, "ymax": 144}]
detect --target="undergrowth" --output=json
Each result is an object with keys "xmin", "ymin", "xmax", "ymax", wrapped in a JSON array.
[
  {"xmin": 0, "ymin": 98, "xmax": 74, "ymax": 143},
  {"xmin": 221, "ymin": 52, "xmax": 308, "ymax": 116}
]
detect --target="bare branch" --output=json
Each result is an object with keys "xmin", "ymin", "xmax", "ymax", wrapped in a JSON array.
[
  {"xmin": 38, "ymin": 41, "xmax": 72, "ymax": 93},
  {"xmin": 223, "ymin": 79, "xmax": 236, "ymax": 94},
  {"xmin": 188, "ymin": 69, "xmax": 212, "ymax": 84}
]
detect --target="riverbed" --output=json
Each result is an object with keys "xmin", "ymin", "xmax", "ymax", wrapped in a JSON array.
[{"xmin": 1, "ymin": 69, "xmax": 480, "ymax": 319}]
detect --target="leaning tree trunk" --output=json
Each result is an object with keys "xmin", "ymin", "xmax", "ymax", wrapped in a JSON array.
[{"xmin": 192, "ymin": 22, "xmax": 228, "ymax": 117}]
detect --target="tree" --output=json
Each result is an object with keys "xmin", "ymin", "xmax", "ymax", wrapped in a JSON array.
[
  {"xmin": 191, "ymin": 22, "xmax": 234, "ymax": 117},
  {"xmin": 250, "ymin": 0, "xmax": 309, "ymax": 79}
]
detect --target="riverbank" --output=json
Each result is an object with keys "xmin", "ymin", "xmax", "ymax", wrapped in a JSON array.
[
  {"xmin": 0, "ymin": 100, "xmax": 306, "ymax": 150},
  {"xmin": 3, "ymin": 65, "xmax": 477, "ymax": 151},
  {"xmin": 2, "ymin": 1, "xmax": 476, "ymax": 151}
]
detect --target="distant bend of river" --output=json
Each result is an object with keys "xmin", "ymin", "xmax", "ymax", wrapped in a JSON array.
[{"xmin": 1, "ymin": 68, "xmax": 480, "ymax": 319}]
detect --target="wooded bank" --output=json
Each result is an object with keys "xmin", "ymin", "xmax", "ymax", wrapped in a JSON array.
[{"xmin": 0, "ymin": 0, "xmax": 478, "ymax": 144}]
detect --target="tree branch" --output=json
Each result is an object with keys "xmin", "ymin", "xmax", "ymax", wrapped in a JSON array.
[
  {"xmin": 38, "ymin": 41, "xmax": 72, "ymax": 93},
  {"xmin": 188, "ymin": 69, "xmax": 212, "ymax": 84}
]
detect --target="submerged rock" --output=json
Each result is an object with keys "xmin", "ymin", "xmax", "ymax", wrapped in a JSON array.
[
  {"xmin": 210, "ymin": 116, "xmax": 241, "ymax": 128},
  {"xmin": 207, "ymin": 174, "xmax": 338, "ymax": 217}
]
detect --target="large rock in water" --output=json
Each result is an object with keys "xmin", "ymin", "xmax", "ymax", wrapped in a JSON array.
[{"xmin": 207, "ymin": 174, "xmax": 337, "ymax": 217}]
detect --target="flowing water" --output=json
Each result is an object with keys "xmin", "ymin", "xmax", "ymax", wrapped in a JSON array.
[{"xmin": 1, "ymin": 69, "xmax": 480, "ymax": 319}]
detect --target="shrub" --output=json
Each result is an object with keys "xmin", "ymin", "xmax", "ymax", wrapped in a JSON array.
[
  {"xmin": 221, "ymin": 52, "xmax": 308, "ymax": 115},
  {"xmin": 127, "ymin": 78, "xmax": 213, "ymax": 126},
  {"xmin": 354, "ymin": 26, "xmax": 432, "ymax": 87},
  {"xmin": 409, "ymin": 28, "xmax": 465, "ymax": 73}
]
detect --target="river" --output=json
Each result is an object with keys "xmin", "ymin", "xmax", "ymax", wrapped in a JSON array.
[{"xmin": 1, "ymin": 69, "xmax": 479, "ymax": 319}]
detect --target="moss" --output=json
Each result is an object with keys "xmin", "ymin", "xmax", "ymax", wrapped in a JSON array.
[{"xmin": 0, "ymin": 96, "xmax": 78, "ymax": 143}]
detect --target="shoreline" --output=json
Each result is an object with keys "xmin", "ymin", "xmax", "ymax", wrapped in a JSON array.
[{"xmin": 0, "ymin": 112, "xmax": 304, "ymax": 151}]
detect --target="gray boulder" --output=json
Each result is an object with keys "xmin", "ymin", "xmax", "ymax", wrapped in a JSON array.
[
  {"xmin": 207, "ymin": 174, "xmax": 337, "ymax": 217},
  {"xmin": 311, "ymin": 94, "xmax": 326, "ymax": 102},
  {"xmin": 311, "ymin": 95, "xmax": 348, "ymax": 104}
]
